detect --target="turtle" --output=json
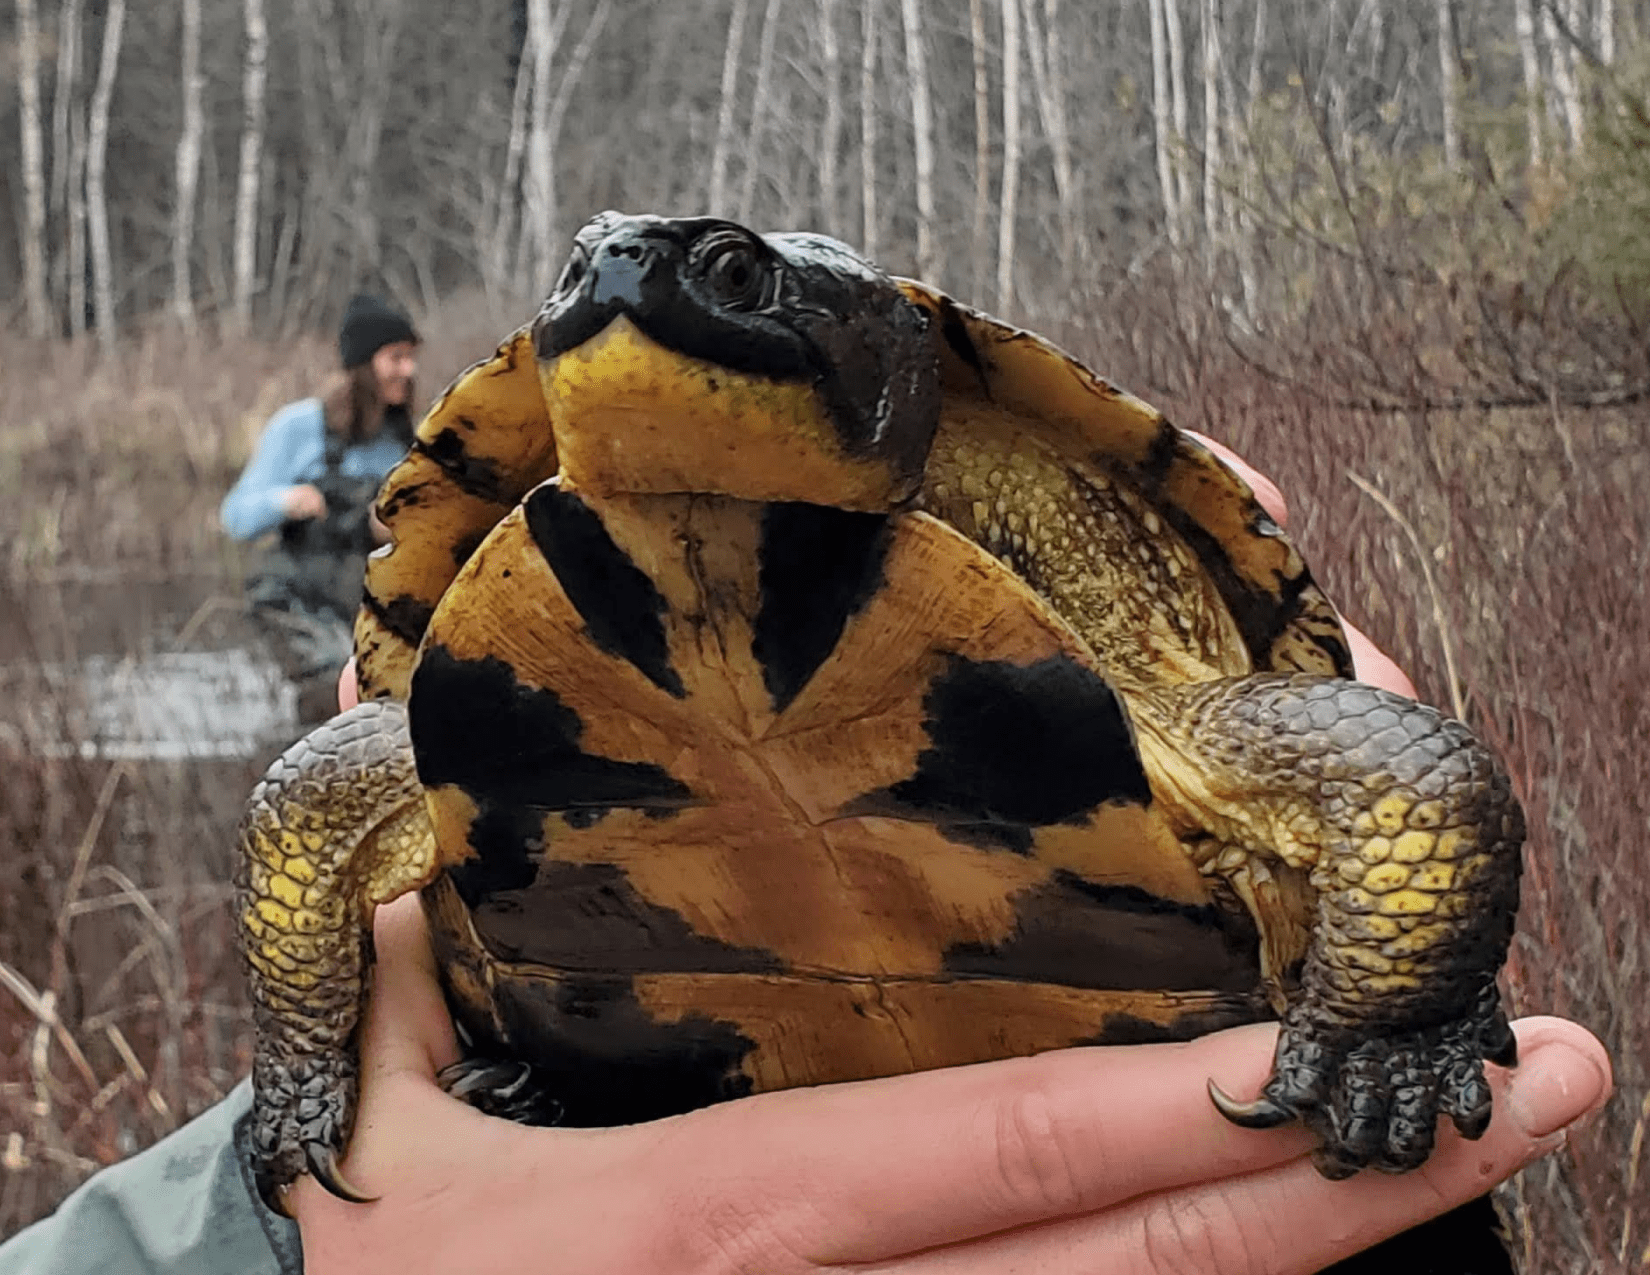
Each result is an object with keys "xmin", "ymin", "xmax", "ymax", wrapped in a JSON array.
[{"xmin": 237, "ymin": 213, "xmax": 1524, "ymax": 1229}]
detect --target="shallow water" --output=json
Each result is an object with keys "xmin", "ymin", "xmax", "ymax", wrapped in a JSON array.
[{"xmin": 0, "ymin": 574, "xmax": 301, "ymax": 761}]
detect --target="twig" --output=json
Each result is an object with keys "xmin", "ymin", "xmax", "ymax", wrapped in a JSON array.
[{"xmin": 1345, "ymin": 471, "xmax": 1466, "ymax": 719}]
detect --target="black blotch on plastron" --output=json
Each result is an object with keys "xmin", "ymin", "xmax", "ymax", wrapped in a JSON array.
[
  {"xmin": 752, "ymin": 504, "xmax": 890, "ymax": 712},
  {"xmin": 411, "ymin": 646, "xmax": 693, "ymax": 814},
  {"xmin": 451, "ymin": 973, "xmax": 758, "ymax": 1126},
  {"xmin": 415, "ymin": 429, "xmax": 510, "ymax": 504},
  {"xmin": 448, "ymin": 804, "xmax": 544, "ymax": 909},
  {"xmin": 944, "ymin": 871, "xmax": 1259, "ymax": 993},
  {"xmin": 468, "ymin": 860, "xmax": 784, "ymax": 975},
  {"xmin": 451, "ymin": 528, "xmax": 490, "ymax": 568},
  {"xmin": 523, "ymin": 485, "xmax": 686, "ymax": 698},
  {"xmin": 1074, "ymin": 1000, "xmax": 1262, "ymax": 1046},
  {"xmin": 847, "ymin": 653, "xmax": 1150, "ymax": 852},
  {"xmin": 362, "ymin": 592, "xmax": 436, "ymax": 646}
]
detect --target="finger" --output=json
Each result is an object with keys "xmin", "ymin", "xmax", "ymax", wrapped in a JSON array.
[
  {"xmin": 872, "ymin": 1018, "xmax": 1610, "ymax": 1275},
  {"xmin": 647, "ymin": 1022, "xmax": 1317, "ymax": 1263},
  {"xmin": 359, "ymin": 894, "xmax": 461, "ymax": 1080},
  {"xmin": 337, "ymin": 659, "xmax": 359, "ymax": 712}
]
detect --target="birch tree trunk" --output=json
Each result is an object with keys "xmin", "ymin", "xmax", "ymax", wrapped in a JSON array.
[
  {"xmin": 1436, "ymin": 0, "xmax": 1459, "ymax": 171},
  {"xmin": 15, "ymin": 0, "xmax": 50, "ymax": 336},
  {"xmin": 900, "ymin": 0, "xmax": 938, "ymax": 280},
  {"xmin": 1164, "ymin": 0, "xmax": 1192, "ymax": 220},
  {"xmin": 233, "ymin": 0, "xmax": 268, "ymax": 329},
  {"xmin": 709, "ymin": 0, "xmax": 751, "ymax": 218},
  {"xmin": 859, "ymin": 0, "xmax": 879, "ymax": 259},
  {"xmin": 969, "ymin": 0, "xmax": 991, "ymax": 293},
  {"xmin": 1148, "ymin": 0, "xmax": 1180, "ymax": 246},
  {"xmin": 491, "ymin": 26, "xmax": 535, "ymax": 297},
  {"xmin": 738, "ymin": 0, "xmax": 785, "ymax": 224},
  {"xmin": 49, "ymin": 0, "xmax": 82, "ymax": 318},
  {"xmin": 997, "ymin": 0, "xmax": 1021, "ymax": 313},
  {"xmin": 819, "ymin": 0, "xmax": 842, "ymax": 233},
  {"xmin": 171, "ymin": 0, "xmax": 204, "ymax": 325},
  {"xmin": 524, "ymin": 0, "xmax": 556, "ymax": 293},
  {"xmin": 1542, "ymin": 0, "xmax": 1584, "ymax": 152},
  {"xmin": 1200, "ymin": 0, "xmax": 1222, "ymax": 242},
  {"xmin": 1021, "ymin": 0, "xmax": 1075, "ymax": 266},
  {"xmin": 86, "ymin": 0, "xmax": 125, "ymax": 351},
  {"xmin": 1514, "ymin": 0, "xmax": 1544, "ymax": 168},
  {"xmin": 1597, "ymin": 0, "xmax": 1615, "ymax": 63}
]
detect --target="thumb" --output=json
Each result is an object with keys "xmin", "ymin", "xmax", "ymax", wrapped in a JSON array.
[{"xmin": 360, "ymin": 893, "xmax": 461, "ymax": 1081}]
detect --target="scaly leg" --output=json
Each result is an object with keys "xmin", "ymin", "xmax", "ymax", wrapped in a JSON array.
[
  {"xmin": 1133, "ymin": 674, "xmax": 1523, "ymax": 1177},
  {"xmin": 237, "ymin": 700, "xmax": 436, "ymax": 1210}
]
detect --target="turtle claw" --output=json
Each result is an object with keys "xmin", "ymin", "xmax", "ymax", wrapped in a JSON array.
[
  {"xmin": 439, "ymin": 1056, "xmax": 564, "ymax": 1126},
  {"xmin": 1211, "ymin": 982, "xmax": 1516, "ymax": 1177},
  {"xmin": 1206, "ymin": 1077, "xmax": 1294, "ymax": 1128},
  {"xmin": 305, "ymin": 1142, "xmax": 376, "ymax": 1205},
  {"xmin": 250, "ymin": 1047, "xmax": 361, "ymax": 1211}
]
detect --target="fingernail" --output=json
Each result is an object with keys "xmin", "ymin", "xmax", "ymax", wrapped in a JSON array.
[{"xmin": 1506, "ymin": 1040, "xmax": 1611, "ymax": 1141}]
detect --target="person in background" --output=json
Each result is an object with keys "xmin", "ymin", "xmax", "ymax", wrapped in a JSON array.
[{"xmin": 221, "ymin": 294, "xmax": 420, "ymax": 721}]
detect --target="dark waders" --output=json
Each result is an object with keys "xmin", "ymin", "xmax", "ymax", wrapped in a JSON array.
[{"xmin": 246, "ymin": 430, "xmax": 377, "ymax": 723}]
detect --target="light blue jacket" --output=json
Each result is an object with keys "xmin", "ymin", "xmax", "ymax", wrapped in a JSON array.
[
  {"xmin": 0, "ymin": 1081, "xmax": 301, "ymax": 1274},
  {"xmin": 220, "ymin": 399, "xmax": 408, "ymax": 541}
]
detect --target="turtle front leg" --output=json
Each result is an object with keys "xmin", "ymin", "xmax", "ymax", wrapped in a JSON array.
[
  {"xmin": 237, "ymin": 700, "xmax": 437, "ymax": 1211},
  {"xmin": 1133, "ymin": 674, "xmax": 1524, "ymax": 1178}
]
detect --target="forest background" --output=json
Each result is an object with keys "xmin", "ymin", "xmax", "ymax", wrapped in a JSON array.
[{"xmin": 1, "ymin": 0, "xmax": 1647, "ymax": 1267}]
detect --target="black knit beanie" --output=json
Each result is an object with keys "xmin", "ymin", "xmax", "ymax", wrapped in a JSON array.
[{"xmin": 338, "ymin": 293, "xmax": 419, "ymax": 368}]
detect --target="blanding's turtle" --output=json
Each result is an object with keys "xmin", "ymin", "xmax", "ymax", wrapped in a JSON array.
[{"xmin": 238, "ymin": 215, "xmax": 1523, "ymax": 1243}]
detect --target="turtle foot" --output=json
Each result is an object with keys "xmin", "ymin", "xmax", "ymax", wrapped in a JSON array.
[
  {"xmin": 1212, "ymin": 984, "xmax": 1517, "ymax": 1178},
  {"xmin": 251, "ymin": 1048, "xmax": 371, "ymax": 1213},
  {"xmin": 439, "ymin": 1056, "xmax": 565, "ymax": 1126}
]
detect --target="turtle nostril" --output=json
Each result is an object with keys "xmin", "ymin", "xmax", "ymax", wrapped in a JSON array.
[{"xmin": 608, "ymin": 242, "xmax": 645, "ymax": 260}]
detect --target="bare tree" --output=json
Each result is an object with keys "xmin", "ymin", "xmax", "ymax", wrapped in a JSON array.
[
  {"xmin": 1597, "ymin": 0, "xmax": 1615, "ymax": 63},
  {"xmin": 86, "ymin": 0, "xmax": 126, "ymax": 351},
  {"xmin": 969, "ymin": 0, "xmax": 992, "ymax": 291},
  {"xmin": 997, "ymin": 0, "xmax": 1021, "ymax": 312},
  {"xmin": 1149, "ymin": 0, "xmax": 1181, "ymax": 245},
  {"xmin": 171, "ymin": 0, "xmax": 204, "ymax": 326},
  {"xmin": 1437, "ymin": 0, "xmax": 1459, "ymax": 171},
  {"xmin": 1200, "ymin": 0, "xmax": 1223, "ymax": 242},
  {"xmin": 900, "ymin": 0, "xmax": 938, "ymax": 281},
  {"xmin": 818, "ymin": 0, "xmax": 843, "ymax": 234},
  {"xmin": 1165, "ymin": 0, "xmax": 1192, "ymax": 219},
  {"xmin": 524, "ymin": 0, "xmax": 556, "ymax": 293},
  {"xmin": 859, "ymin": 0, "xmax": 879, "ymax": 259},
  {"xmin": 1021, "ymin": 0, "xmax": 1076, "ymax": 267},
  {"xmin": 232, "ymin": 0, "xmax": 268, "ymax": 330},
  {"xmin": 710, "ymin": 0, "xmax": 751, "ymax": 218},
  {"xmin": 1542, "ymin": 0, "xmax": 1584, "ymax": 151},
  {"xmin": 15, "ymin": 0, "xmax": 50, "ymax": 336},
  {"xmin": 1514, "ymin": 0, "xmax": 1545, "ymax": 168},
  {"xmin": 49, "ymin": 0, "xmax": 82, "ymax": 322},
  {"xmin": 739, "ymin": 0, "xmax": 785, "ymax": 224}
]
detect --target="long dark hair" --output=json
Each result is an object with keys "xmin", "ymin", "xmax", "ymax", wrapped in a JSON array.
[{"xmin": 320, "ymin": 364, "xmax": 417, "ymax": 446}]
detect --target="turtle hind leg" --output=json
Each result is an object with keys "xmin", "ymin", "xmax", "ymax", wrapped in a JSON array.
[
  {"xmin": 1134, "ymin": 673, "xmax": 1524, "ymax": 1177},
  {"xmin": 238, "ymin": 700, "xmax": 438, "ymax": 1211},
  {"xmin": 438, "ymin": 1057, "xmax": 565, "ymax": 1126}
]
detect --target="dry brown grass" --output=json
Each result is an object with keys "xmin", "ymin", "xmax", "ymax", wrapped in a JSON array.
[{"xmin": 1, "ymin": 284, "xmax": 1643, "ymax": 1269}]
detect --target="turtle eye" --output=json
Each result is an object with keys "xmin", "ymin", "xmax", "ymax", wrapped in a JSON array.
[
  {"xmin": 699, "ymin": 237, "xmax": 770, "ymax": 310},
  {"xmin": 555, "ymin": 245, "xmax": 590, "ymax": 296}
]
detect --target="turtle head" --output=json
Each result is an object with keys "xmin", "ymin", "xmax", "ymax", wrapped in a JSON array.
[{"xmin": 533, "ymin": 212, "xmax": 942, "ymax": 510}]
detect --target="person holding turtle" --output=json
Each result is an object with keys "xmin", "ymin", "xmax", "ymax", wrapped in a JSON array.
[{"xmin": 221, "ymin": 294, "xmax": 420, "ymax": 720}]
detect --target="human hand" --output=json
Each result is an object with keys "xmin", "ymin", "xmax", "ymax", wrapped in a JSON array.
[
  {"xmin": 291, "ymin": 893, "xmax": 1608, "ymax": 1275},
  {"xmin": 282, "ymin": 483, "xmax": 329, "ymax": 520}
]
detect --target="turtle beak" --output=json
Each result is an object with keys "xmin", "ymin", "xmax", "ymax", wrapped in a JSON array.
[{"xmin": 587, "ymin": 226, "xmax": 679, "ymax": 311}]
